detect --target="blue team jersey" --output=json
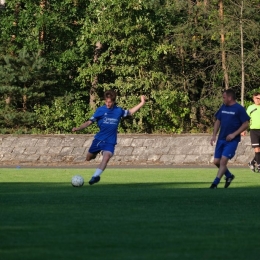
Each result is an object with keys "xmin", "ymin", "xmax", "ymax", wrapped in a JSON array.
[
  {"xmin": 215, "ymin": 103, "xmax": 250, "ymax": 142},
  {"xmin": 89, "ymin": 105, "xmax": 129, "ymax": 145}
]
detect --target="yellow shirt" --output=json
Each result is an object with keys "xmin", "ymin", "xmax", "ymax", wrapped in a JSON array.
[{"xmin": 247, "ymin": 104, "xmax": 260, "ymax": 129}]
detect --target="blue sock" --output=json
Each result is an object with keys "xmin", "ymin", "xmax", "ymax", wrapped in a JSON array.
[
  {"xmin": 213, "ymin": 177, "xmax": 220, "ymax": 185},
  {"xmin": 224, "ymin": 169, "xmax": 232, "ymax": 178}
]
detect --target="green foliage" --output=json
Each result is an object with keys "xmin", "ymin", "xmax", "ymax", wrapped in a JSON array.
[
  {"xmin": 148, "ymin": 90, "xmax": 190, "ymax": 133},
  {"xmin": 0, "ymin": 48, "xmax": 57, "ymax": 133},
  {"xmin": 34, "ymin": 93, "xmax": 98, "ymax": 134},
  {"xmin": 1, "ymin": 0, "xmax": 260, "ymax": 133}
]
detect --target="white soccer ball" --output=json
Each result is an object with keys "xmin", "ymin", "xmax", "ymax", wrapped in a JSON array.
[{"xmin": 71, "ymin": 175, "xmax": 84, "ymax": 187}]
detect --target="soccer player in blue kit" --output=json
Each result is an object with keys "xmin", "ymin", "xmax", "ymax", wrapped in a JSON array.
[
  {"xmin": 210, "ymin": 89, "xmax": 250, "ymax": 189},
  {"xmin": 72, "ymin": 90, "xmax": 146, "ymax": 185}
]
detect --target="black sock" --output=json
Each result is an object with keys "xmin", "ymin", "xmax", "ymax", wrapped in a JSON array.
[
  {"xmin": 251, "ymin": 157, "xmax": 256, "ymax": 164},
  {"xmin": 255, "ymin": 153, "xmax": 260, "ymax": 166}
]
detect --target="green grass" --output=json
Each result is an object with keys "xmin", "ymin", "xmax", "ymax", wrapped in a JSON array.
[{"xmin": 1, "ymin": 167, "xmax": 260, "ymax": 260}]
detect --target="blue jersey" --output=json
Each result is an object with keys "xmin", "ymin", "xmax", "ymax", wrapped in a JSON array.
[
  {"xmin": 89, "ymin": 105, "xmax": 129, "ymax": 145},
  {"xmin": 215, "ymin": 103, "xmax": 250, "ymax": 142}
]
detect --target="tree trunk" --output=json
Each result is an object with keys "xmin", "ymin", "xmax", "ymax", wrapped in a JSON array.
[
  {"xmin": 39, "ymin": 1, "xmax": 46, "ymax": 44},
  {"xmin": 219, "ymin": 0, "xmax": 229, "ymax": 89},
  {"xmin": 240, "ymin": 0, "xmax": 245, "ymax": 106}
]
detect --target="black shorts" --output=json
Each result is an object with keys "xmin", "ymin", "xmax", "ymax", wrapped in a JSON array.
[{"xmin": 250, "ymin": 129, "xmax": 260, "ymax": 148}]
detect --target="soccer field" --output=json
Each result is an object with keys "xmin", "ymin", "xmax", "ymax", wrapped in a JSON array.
[{"xmin": 0, "ymin": 167, "xmax": 260, "ymax": 260}]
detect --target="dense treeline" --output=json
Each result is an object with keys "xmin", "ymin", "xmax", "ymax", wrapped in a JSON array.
[{"xmin": 0, "ymin": 0, "xmax": 260, "ymax": 134}]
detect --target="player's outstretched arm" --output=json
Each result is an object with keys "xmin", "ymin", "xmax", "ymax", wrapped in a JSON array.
[
  {"xmin": 128, "ymin": 95, "xmax": 146, "ymax": 116},
  {"xmin": 72, "ymin": 120, "xmax": 93, "ymax": 132}
]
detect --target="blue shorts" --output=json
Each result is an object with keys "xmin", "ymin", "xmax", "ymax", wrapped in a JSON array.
[
  {"xmin": 214, "ymin": 139, "xmax": 239, "ymax": 160},
  {"xmin": 88, "ymin": 139, "xmax": 115, "ymax": 155}
]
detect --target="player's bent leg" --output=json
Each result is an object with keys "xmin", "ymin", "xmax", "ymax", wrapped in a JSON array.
[
  {"xmin": 210, "ymin": 158, "xmax": 221, "ymax": 189},
  {"xmin": 88, "ymin": 151, "xmax": 113, "ymax": 185},
  {"xmin": 86, "ymin": 152, "xmax": 99, "ymax": 161},
  {"xmin": 217, "ymin": 156, "xmax": 235, "ymax": 188},
  {"xmin": 213, "ymin": 158, "xmax": 220, "ymax": 168},
  {"xmin": 254, "ymin": 147, "xmax": 260, "ymax": 172},
  {"xmin": 217, "ymin": 156, "xmax": 228, "ymax": 178},
  {"xmin": 99, "ymin": 151, "xmax": 113, "ymax": 171}
]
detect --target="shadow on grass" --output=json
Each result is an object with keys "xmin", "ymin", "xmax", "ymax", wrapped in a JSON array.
[{"xmin": 1, "ymin": 182, "xmax": 260, "ymax": 260}]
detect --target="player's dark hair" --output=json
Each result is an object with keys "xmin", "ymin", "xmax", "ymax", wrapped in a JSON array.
[
  {"xmin": 104, "ymin": 90, "xmax": 117, "ymax": 102},
  {"xmin": 253, "ymin": 92, "xmax": 260, "ymax": 96},
  {"xmin": 223, "ymin": 89, "xmax": 236, "ymax": 100}
]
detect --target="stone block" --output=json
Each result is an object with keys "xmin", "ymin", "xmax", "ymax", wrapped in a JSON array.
[
  {"xmin": 48, "ymin": 138, "xmax": 63, "ymax": 147},
  {"xmin": 14, "ymin": 138, "xmax": 38, "ymax": 147},
  {"xmin": 117, "ymin": 138, "xmax": 133, "ymax": 146},
  {"xmin": 48, "ymin": 146, "xmax": 63, "ymax": 154},
  {"xmin": 63, "ymin": 156, "xmax": 74, "ymax": 162},
  {"xmin": 193, "ymin": 146, "xmax": 214, "ymax": 155},
  {"xmin": 83, "ymin": 139, "xmax": 93, "ymax": 147},
  {"xmin": 39, "ymin": 155, "xmax": 53, "ymax": 162},
  {"xmin": 1, "ymin": 137, "xmax": 18, "ymax": 147},
  {"xmin": 12, "ymin": 147, "xmax": 26, "ymax": 154},
  {"xmin": 118, "ymin": 147, "xmax": 134, "ymax": 156},
  {"xmin": 0, "ymin": 146, "xmax": 14, "ymax": 153},
  {"xmin": 61, "ymin": 137, "xmax": 86, "ymax": 147},
  {"xmin": 159, "ymin": 155, "xmax": 175, "ymax": 163},
  {"xmin": 168, "ymin": 147, "xmax": 183, "ymax": 155},
  {"xmin": 16, "ymin": 154, "xmax": 40, "ymax": 162},
  {"xmin": 132, "ymin": 147, "xmax": 149, "ymax": 155},
  {"xmin": 11, "ymin": 154, "xmax": 39, "ymax": 162},
  {"xmin": 131, "ymin": 138, "xmax": 146, "ymax": 147},
  {"xmin": 36, "ymin": 146, "xmax": 51, "ymax": 155},
  {"xmin": 71, "ymin": 147, "xmax": 86, "ymax": 156},
  {"xmin": 48, "ymin": 155, "xmax": 64, "ymax": 162},
  {"xmin": 35, "ymin": 138, "xmax": 50, "ymax": 147},
  {"xmin": 172, "ymin": 155, "xmax": 186, "ymax": 164},
  {"xmin": 60, "ymin": 147, "xmax": 74, "ymax": 156},
  {"xmin": 73, "ymin": 156, "xmax": 87, "ymax": 162},
  {"xmin": 241, "ymin": 136, "xmax": 252, "ymax": 146},
  {"xmin": 123, "ymin": 155, "xmax": 138, "ymax": 162},
  {"xmin": 171, "ymin": 136, "xmax": 193, "ymax": 146},
  {"xmin": 153, "ymin": 146, "xmax": 170, "ymax": 155},
  {"xmin": 1, "ymin": 153, "xmax": 16, "ymax": 161},
  {"xmin": 147, "ymin": 154, "xmax": 161, "ymax": 162},
  {"xmin": 152, "ymin": 138, "xmax": 173, "ymax": 148},
  {"xmin": 111, "ymin": 156, "xmax": 123, "ymax": 162},
  {"xmin": 185, "ymin": 155, "xmax": 211, "ymax": 164},
  {"xmin": 235, "ymin": 154, "xmax": 253, "ymax": 164},
  {"xmin": 143, "ymin": 139, "xmax": 156, "ymax": 147},
  {"xmin": 24, "ymin": 147, "xmax": 37, "ymax": 155},
  {"xmin": 191, "ymin": 136, "xmax": 211, "ymax": 145},
  {"xmin": 177, "ymin": 146, "xmax": 193, "ymax": 155}
]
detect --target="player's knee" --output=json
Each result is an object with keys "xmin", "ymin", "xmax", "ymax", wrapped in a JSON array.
[
  {"xmin": 102, "ymin": 152, "xmax": 112, "ymax": 162},
  {"xmin": 254, "ymin": 147, "xmax": 260, "ymax": 153},
  {"xmin": 86, "ymin": 154, "xmax": 94, "ymax": 161},
  {"xmin": 213, "ymin": 159, "xmax": 220, "ymax": 167}
]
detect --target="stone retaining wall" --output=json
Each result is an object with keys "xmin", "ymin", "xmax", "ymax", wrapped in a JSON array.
[{"xmin": 0, "ymin": 134, "xmax": 254, "ymax": 166}]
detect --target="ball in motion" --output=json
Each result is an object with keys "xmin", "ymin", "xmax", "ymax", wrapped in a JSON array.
[{"xmin": 71, "ymin": 175, "xmax": 84, "ymax": 187}]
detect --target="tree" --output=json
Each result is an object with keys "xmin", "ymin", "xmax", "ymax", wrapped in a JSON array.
[
  {"xmin": 76, "ymin": 0, "xmax": 190, "ymax": 133},
  {"xmin": 0, "ymin": 48, "xmax": 56, "ymax": 133}
]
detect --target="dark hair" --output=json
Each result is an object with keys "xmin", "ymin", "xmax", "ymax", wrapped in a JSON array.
[
  {"xmin": 104, "ymin": 90, "xmax": 117, "ymax": 102},
  {"xmin": 253, "ymin": 92, "xmax": 260, "ymax": 96},
  {"xmin": 223, "ymin": 89, "xmax": 236, "ymax": 100}
]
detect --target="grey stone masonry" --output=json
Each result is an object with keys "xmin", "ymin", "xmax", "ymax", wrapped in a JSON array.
[{"xmin": 0, "ymin": 134, "xmax": 254, "ymax": 166}]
